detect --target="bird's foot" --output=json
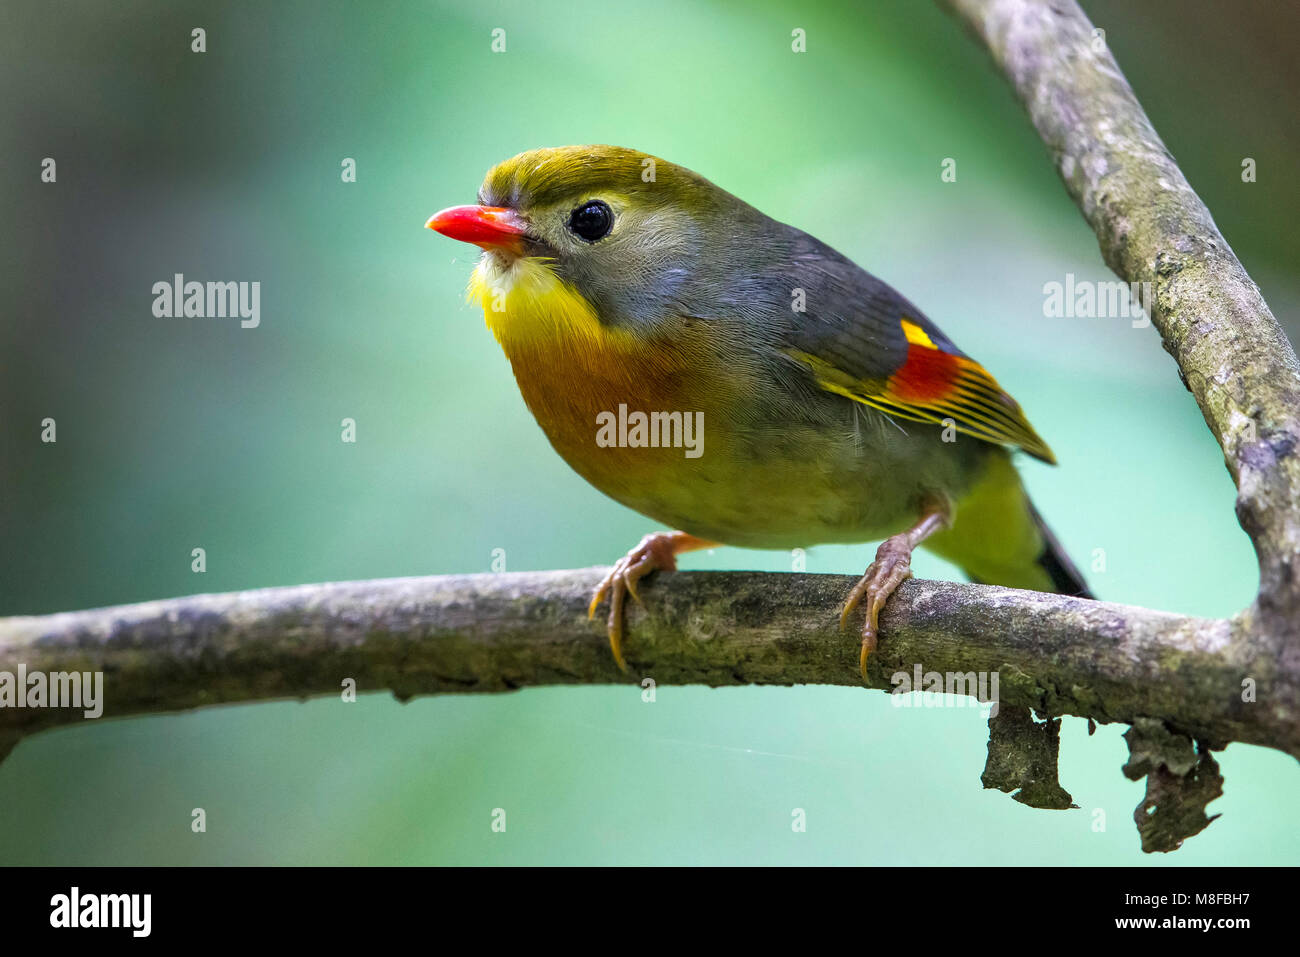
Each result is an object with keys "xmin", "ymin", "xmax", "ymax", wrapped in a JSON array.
[
  {"xmin": 589, "ymin": 531, "xmax": 714, "ymax": 672},
  {"xmin": 840, "ymin": 534, "xmax": 916, "ymax": 681}
]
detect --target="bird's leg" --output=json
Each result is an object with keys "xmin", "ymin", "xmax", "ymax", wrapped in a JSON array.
[
  {"xmin": 841, "ymin": 502, "xmax": 952, "ymax": 680},
  {"xmin": 589, "ymin": 531, "xmax": 716, "ymax": 673}
]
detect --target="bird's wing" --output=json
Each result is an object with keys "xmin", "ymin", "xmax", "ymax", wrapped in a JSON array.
[{"xmin": 779, "ymin": 255, "xmax": 1055, "ymax": 464}]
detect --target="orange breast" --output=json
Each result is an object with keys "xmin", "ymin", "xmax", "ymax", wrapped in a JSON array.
[{"xmin": 500, "ymin": 326, "xmax": 721, "ymax": 501}]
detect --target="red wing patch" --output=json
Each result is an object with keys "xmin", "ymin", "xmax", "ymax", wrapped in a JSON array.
[{"xmin": 790, "ymin": 318, "xmax": 1056, "ymax": 464}]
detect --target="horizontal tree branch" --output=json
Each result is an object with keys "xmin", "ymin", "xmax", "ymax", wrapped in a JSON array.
[{"xmin": 1, "ymin": 569, "xmax": 1291, "ymax": 762}]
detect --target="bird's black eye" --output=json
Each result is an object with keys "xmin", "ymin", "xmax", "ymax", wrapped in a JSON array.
[{"xmin": 567, "ymin": 200, "xmax": 613, "ymax": 242}]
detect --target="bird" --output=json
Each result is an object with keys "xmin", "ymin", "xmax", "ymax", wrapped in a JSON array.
[{"xmin": 426, "ymin": 145, "xmax": 1091, "ymax": 678}]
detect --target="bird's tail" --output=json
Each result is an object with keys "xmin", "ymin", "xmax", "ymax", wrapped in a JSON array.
[
  {"xmin": 1024, "ymin": 499, "xmax": 1092, "ymax": 598},
  {"xmin": 921, "ymin": 451, "xmax": 1092, "ymax": 598}
]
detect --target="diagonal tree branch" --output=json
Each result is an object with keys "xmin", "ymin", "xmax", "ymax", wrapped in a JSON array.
[{"xmin": 940, "ymin": 0, "xmax": 1300, "ymax": 653}]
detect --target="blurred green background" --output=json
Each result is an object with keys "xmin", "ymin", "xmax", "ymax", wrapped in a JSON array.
[{"xmin": 2, "ymin": 0, "xmax": 1297, "ymax": 864}]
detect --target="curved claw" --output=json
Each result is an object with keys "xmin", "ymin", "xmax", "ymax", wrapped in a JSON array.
[
  {"xmin": 588, "ymin": 555, "xmax": 651, "ymax": 674},
  {"xmin": 843, "ymin": 535, "xmax": 915, "ymax": 682},
  {"xmin": 588, "ymin": 532, "xmax": 711, "ymax": 674},
  {"xmin": 606, "ymin": 578, "xmax": 629, "ymax": 673},
  {"xmin": 839, "ymin": 579, "xmax": 870, "ymax": 632},
  {"xmin": 622, "ymin": 571, "xmax": 645, "ymax": 607},
  {"xmin": 587, "ymin": 579, "xmax": 610, "ymax": 621},
  {"xmin": 587, "ymin": 568, "xmax": 630, "ymax": 671}
]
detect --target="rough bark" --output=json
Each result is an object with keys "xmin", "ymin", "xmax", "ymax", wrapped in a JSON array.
[
  {"xmin": 941, "ymin": 0, "xmax": 1300, "ymax": 655},
  {"xmin": 933, "ymin": 0, "xmax": 1300, "ymax": 847},
  {"xmin": 0, "ymin": 569, "xmax": 1288, "ymax": 759}
]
